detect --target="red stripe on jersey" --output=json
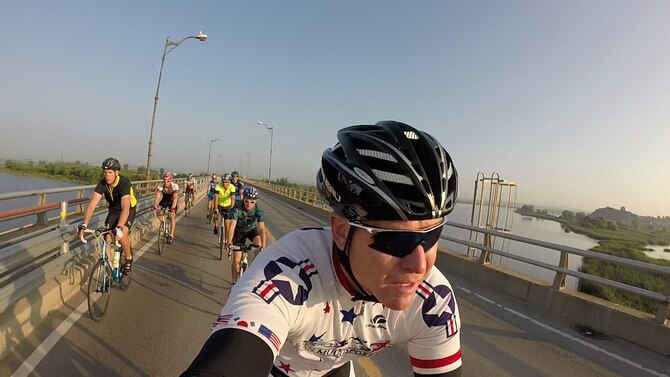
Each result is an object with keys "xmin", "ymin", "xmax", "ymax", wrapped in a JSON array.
[
  {"xmin": 260, "ymin": 282, "xmax": 276, "ymax": 297},
  {"xmin": 418, "ymin": 284, "xmax": 431, "ymax": 296},
  {"xmin": 410, "ymin": 350, "xmax": 462, "ymax": 369}
]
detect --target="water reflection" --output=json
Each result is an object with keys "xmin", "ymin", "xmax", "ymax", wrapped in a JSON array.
[{"xmin": 440, "ymin": 203, "xmax": 598, "ymax": 290}]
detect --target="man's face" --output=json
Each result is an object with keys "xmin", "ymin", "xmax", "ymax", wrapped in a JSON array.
[
  {"xmin": 222, "ymin": 179, "xmax": 230, "ymax": 187},
  {"xmin": 335, "ymin": 216, "xmax": 441, "ymax": 310},
  {"xmin": 243, "ymin": 198, "xmax": 256, "ymax": 210},
  {"xmin": 103, "ymin": 169, "xmax": 118, "ymax": 185}
]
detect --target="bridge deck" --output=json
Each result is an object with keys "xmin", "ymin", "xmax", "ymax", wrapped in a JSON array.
[{"xmin": 2, "ymin": 190, "xmax": 669, "ymax": 377}]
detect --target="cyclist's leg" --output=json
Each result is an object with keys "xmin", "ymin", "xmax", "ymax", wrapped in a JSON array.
[
  {"xmin": 213, "ymin": 205, "xmax": 223, "ymax": 234},
  {"xmin": 248, "ymin": 228, "xmax": 262, "ymax": 260},
  {"xmin": 102, "ymin": 211, "xmax": 117, "ymax": 261},
  {"xmin": 169, "ymin": 204, "xmax": 177, "ymax": 237},
  {"xmin": 230, "ymin": 231, "xmax": 244, "ymax": 283}
]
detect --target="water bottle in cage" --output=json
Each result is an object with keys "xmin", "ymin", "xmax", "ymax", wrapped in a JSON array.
[{"xmin": 113, "ymin": 249, "xmax": 121, "ymax": 279}]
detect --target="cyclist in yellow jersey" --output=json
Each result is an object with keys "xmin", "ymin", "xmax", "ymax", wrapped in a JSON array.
[
  {"xmin": 78, "ymin": 157, "xmax": 137, "ymax": 273},
  {"xmin": 213, "ymin": 173, "xmax": 236, "ymax": 242}
]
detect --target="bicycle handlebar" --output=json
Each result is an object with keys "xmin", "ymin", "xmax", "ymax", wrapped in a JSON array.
[
  {"xmin": 79, "ymin": 227, "xmax": 122, "ymax": 248},
  {"xmin": 231, "ymin": 243, "xmax": 262, "ymax": 252}
]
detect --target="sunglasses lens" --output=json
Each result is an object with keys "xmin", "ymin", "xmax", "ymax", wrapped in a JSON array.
[{"xmin": 368, "ymin": 226, "xmax": 443, "ymax": 258}]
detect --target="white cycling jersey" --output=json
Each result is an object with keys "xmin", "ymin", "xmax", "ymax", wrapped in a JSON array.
[
  {"xmin": 211, "ymin": 227, "xmax": 462, "ymax": 377},
  {"xmin": 156, "ymin": 182, "xmax": 180, "ymax": 195}
]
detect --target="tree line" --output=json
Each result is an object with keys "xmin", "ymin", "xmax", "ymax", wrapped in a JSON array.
[{"xmin": 2, "ymin": 160, "xmax": 159, "ymax": 183}]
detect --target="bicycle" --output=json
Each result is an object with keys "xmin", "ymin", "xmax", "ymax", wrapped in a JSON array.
[
  {"xmin": 184, "ymin": 190, "xmax": 194, "ymax": 216},
  {"xmin": 207, "ymin": 201, "xmax": 215, "ymax": 224},
  {"xmin": 216, "ymin": 213, "xmax": 226, "ymax": 261},
  {"xmin": 80, "ymin": 227, "xmax": 132, "ymax": 321},
  {"xmin": 231, "ymin": 243, "xmax": 261, "ymax": 281},
  {"xmin": 156, "ymin": 207, "xmax": 173, "ymax": 255}
]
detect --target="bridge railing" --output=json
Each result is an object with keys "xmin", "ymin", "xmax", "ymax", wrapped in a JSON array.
[{"xmin": 248, "ymin": 179, "xmax": 670, "ymax": 324}]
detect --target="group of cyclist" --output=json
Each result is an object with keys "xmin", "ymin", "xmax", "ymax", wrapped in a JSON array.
[
  {"xmin": 207, "ymin": 171, "xmax": 267, "ymax": 283},
  {"xmin": 78, "ymin": 161, "xmax": 266, "ymax": 279}
]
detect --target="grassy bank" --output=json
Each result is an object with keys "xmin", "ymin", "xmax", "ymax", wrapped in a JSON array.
[{"xmin": 517, "ymin": 206, "xmax": 670, "ymax": 318}]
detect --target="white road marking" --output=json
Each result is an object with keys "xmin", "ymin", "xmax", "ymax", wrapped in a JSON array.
[
  {"xmin": 12, "ymin": 234, "xmax": 159, "ymax": 377},
  {"xmin": 457, "ymin": 287, "xmax": 668, "ymax": 377}
]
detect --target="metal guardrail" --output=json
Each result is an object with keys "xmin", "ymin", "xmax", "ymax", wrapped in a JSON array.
[{"xmin": 248, "ymin": 179, "xmax": 670, "ymax": 325}]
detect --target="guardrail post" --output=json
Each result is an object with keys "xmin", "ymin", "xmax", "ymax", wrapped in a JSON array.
[
  {"xmin": 59, "ymin": 201, "xmax": 70, "ymax": 255},
  {"xmin": 36, "ymin": 193, "xmax": 48, "ymax": 226},
  {"xmin": 655, "ymin": 275, "xmax": 670, "ymax": 325},
  {"xmin": 76, "ymin": 189, "xmax": 85, "ymax": 214},
  {"xmin": 552, "ymin": 251, "xmax": 569, "ymax": 289}
]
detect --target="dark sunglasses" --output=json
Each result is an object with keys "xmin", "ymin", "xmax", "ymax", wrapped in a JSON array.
[
  {"xmin": 244, "ymin": 200, "xmax": 256, "ymax": 204},
  {"xmin": 348, "ymin": 217, "xmax": 446, "ymax": 258}
]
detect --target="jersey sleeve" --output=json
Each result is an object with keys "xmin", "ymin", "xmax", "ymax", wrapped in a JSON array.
[
  {"xmin": 156, "ymin": 184, "xmax": 164, "ymax": 192},
  {"xmin": 255, "ymin": 206, "xmax": 266, "ymax": 222},
  {"xmin": 406, "ymin": 276, "xmax": 462, "ymax": 375},
  {"xmin": 210, "ymin": 251, "xmax": 308, "ymax": 359},
  {"xmin": 172, "ymin": 183, "xmax": 180, "ymax": 191}
]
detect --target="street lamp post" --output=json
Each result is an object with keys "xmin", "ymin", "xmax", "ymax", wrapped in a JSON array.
[
  {"xmin": 256, "ymin": 121, "xmax": 274, "ymax": 184},
  {"xmin": 207, "ymin": 138, "xmax": 223, "ymax": 174},
  {"xmin": 245, "ymin": 151, "xmax": 251, "ymax": 178},
  {"xmin": 145, "ymin": 31, "xmax": 207, "ymax": 180}
]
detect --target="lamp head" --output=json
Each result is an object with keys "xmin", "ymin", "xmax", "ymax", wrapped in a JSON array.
[{"xmin": 196, "ymin": 31, "xmax": 208, "ymax": 41}]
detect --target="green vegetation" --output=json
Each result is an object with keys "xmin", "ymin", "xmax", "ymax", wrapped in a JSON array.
[
  {"xmin": 1, "ymin": 160, "xmax": 160, "ymax": 184},
  {"xmin": 517, "ymin": 205, "xmax": 670, "ymax": 318},
  {"xmin": 270, "ymin": 177, "xmax": 318, "ymax": 193}
]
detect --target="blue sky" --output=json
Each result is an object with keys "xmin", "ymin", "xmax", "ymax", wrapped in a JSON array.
[{"xmin": 1, "ymin": 1, "xmax": 669, "ymax": 217}]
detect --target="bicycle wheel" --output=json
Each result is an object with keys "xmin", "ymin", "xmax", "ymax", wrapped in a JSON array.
[
  {"xmin": 157, "ymin": 221, "xmax": 165, "ymax": 255},
  {"xmin": 218, "ymin": 226, "xmax": 224, "ymax": 261},
  {"xmin": 87, "ymin": 259, "xmax": 112, "ymax": 321},
  {"xmin": 237, "ymin": 255, "xmax": 247, "ymax": 281}
]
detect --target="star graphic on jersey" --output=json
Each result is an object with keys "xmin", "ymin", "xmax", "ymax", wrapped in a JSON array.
[
  {"xmin": 278, "ymin": 361, "xmax": 293, "ymax": 373},
  {"xmin": 323, "ymin": 302, "xmax": 331, "ymax": 314},
  {"xmin": 421, "ymin": 284, "xmax": 458, "ymax": 337},
  {"xmin": 309, "ymin": 332, "xmax": 325, "ymax": 343},
  {"xmin": 340, "ymin": 308, "xmax": 358, "ymax": 324}
]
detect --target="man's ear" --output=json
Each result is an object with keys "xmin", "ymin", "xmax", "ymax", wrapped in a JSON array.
[{"xmin": 329, "ymin": 213, "xmax": 349, "ymax": 250}]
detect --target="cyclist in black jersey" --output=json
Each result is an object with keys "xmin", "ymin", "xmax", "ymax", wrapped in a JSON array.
[
  {"xmin": 78, "ymin": 157, "xmax": 137, "ymax": 274},
  {"xmin": 230, "ymin": 171, "xmax": 244, "ymax": 201},
  {"xmin": 183, "ymin": 121, "xmax": 462, "ymax": 377}
]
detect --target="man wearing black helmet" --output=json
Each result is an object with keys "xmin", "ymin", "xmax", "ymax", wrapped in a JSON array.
[
  {"xmin": 78, "ymin": 157, "xmax": 137, "ymax": 273},
  {"xmin": 183, "ymin": 121, "xmax": 462, "ymax": 377}
]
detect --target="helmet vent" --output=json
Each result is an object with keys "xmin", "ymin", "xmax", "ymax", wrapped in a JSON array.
[
  {"xmin": 403, "ymin": 131, "xmax": 419, "ymax": 140},
  {"xmin": 357, "ymin": 149, "xmax": 397, "ymax": 162},
  {"xmin": 371, "ymin": 169, "xmax": 412, "ymax": 185}
]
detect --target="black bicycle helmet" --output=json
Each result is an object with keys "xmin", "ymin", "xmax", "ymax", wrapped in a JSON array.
[
  {"xmin": 317, "ymin": 121, "xmax": 457, "ymax": 221},
  {"xmin": 243, "ymin": 186, "xmax": 260, "ymax": 200},
  {"xmin": 231, "ymin": 171, "xmax": 239, "ymax": 178},
  {"xmin": 101, "ymin": 157, "xmax": 121, "ymax": 171}
]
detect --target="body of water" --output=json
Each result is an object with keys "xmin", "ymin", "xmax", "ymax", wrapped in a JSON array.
[
  {"xmin": 0, "ymin": 172, "xmax": 93, "ymax": 233},
  {"xmin": 440, "ymin": 203, "xmax": 597, "ymax": 290}
]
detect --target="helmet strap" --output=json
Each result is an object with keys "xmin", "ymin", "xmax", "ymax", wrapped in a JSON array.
[{"xmin": 335, "ymin": 227, "xmax": 378, "ymax": 302}]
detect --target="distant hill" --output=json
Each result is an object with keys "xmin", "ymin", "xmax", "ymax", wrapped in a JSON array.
[{"xmin": 589, "ymin": 206, "xmax": 637, "ymax": 221}]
